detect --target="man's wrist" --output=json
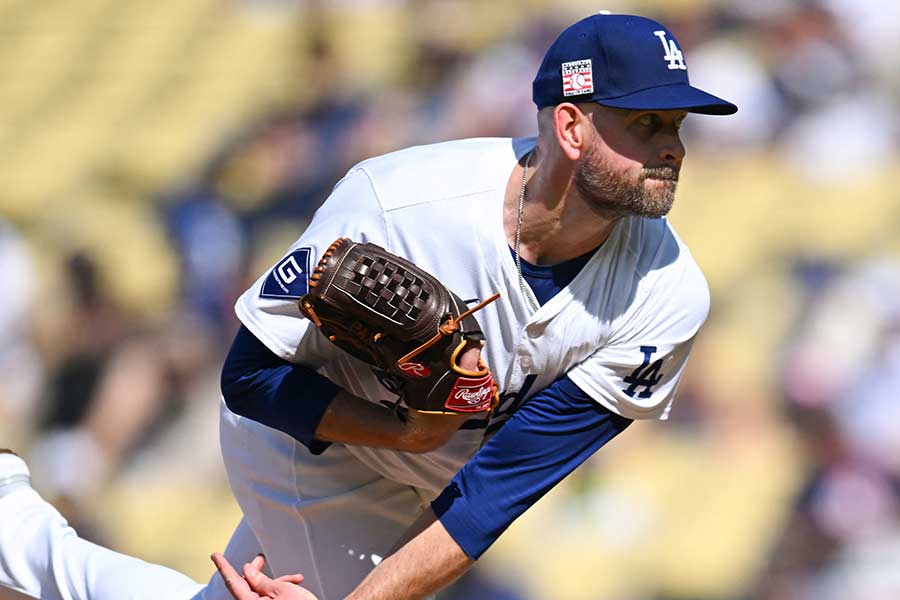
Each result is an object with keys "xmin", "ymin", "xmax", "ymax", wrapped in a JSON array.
[{"xmin": 399, "ymin": 411, "xmax": 469, "ymax": 453}]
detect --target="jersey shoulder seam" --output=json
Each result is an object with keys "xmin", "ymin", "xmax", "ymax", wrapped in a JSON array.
[
  {"xmin": 353, "ymin": 166, "xmax": 394, "ymax": 249},
  {"xmin": 379, "ymin": 187, "xmax": 500, "ymax": 213}
]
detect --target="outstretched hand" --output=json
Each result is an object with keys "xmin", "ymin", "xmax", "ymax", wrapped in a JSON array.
[{"xmin": 211, "ymin": 553, "xmax": 318, "ymax": 600}]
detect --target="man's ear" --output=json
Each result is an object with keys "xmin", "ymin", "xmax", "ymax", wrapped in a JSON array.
[{"xmin": 552, "ymin": 103, "xmax": 591, "ymax": 161}]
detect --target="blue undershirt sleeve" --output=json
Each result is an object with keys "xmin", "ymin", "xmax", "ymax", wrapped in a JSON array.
[
  {"xmin": 431, "ymin": 375, "xmax": 633, "ymax": 559},
  {"xmin": 220, "ymin": 325, "xmax": 340, "ymax": 455}
]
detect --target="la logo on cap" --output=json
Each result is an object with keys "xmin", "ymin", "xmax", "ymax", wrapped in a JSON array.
[
  {"xmin": 653, "ymin": 30, "xmax": 687, "ymax": 71},
  {"xmin": 561, "ymin": 59, "xmax": 593, "ymax": 97}
]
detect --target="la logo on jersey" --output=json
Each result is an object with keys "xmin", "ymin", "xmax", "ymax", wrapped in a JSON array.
[
  {"xmin": 260, "ymin": 248, "xmax": 312, "ymax": 299},
  {"xmin": 623, "ymin": 346, "xmax": 665, "ymax": 398},
  {"xmin": 653, "ymin": 31, "xmax": 687, "ymax": 71},
  {"xmin": 561, "ymin": 59, "xmax": 593, "ymax": 97}
]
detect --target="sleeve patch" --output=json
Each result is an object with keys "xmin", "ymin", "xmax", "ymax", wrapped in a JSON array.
[{"xmin": 260, "ymin": 248, "xmax": 312, "ymax": 300}]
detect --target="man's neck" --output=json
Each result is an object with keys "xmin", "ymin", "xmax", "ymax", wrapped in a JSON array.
[{"xmin": 504, "ymin": 152, "xmax": 618, "ymax": 266}]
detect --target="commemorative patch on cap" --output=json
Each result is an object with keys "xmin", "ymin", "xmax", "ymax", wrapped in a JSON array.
[
  {"xmin": 260, "ymin": 248, "xmax": 311, "ymax": 300},
  {"xmin": 561, "ymin": 59, "xmax": 593, "ymax": 97}
]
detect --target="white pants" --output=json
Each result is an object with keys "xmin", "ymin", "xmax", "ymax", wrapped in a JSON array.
[
  {"xmin": 0, "ymin": 401, "xmax": 428, "ymax": 600},
  {"xmin": 218, "ymin": 400, "xmax": 429, "ymax": 599}
]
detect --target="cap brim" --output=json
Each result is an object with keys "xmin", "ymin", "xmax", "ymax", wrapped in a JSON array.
[{"xmin": 597, "ymin": 83, "xmax": 737, "ymax": 115}]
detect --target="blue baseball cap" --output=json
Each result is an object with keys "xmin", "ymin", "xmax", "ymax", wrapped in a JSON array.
[{"xmin": 533, "ymin": 13, "xmax": 737, "ymax": 115}]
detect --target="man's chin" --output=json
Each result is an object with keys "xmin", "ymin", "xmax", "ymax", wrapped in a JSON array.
[
  {"xmin": 632, "ymin": 194, "xmax": 675, "ymax": 218},
  {"xmin": 634, "ymin": 206, "xmax": 672, "ymax": 219},
  {"xmin": 637, "ymin": 181, "xmax": 677, "ymax": 216}
]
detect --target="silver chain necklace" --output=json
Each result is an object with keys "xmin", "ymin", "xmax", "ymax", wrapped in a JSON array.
[{"xmin": 514, "ymin": 150, "xmax": 539, "ymax": 312}]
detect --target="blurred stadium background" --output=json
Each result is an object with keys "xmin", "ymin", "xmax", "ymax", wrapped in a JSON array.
[{"xmin": 1, "ymin": 0, "xmax": 899, "ymax": 598}]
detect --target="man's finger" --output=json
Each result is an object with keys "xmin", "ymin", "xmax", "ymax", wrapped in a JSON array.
[
  {"xmin": 250, "ymin": 554, "xmax": 266, "ymax": 572},
  {"xmin": 211, "ymin": 553, "xmax": 256, "ymax": 598},
  {"xmin": 275, "ymin": 573, "xmax": 305, "ymax": 585},
  {"xmin": 244, "ymin": 560, "xmax": 279, "ymax": 595}
]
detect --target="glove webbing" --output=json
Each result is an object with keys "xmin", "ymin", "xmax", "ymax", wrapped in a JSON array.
[{"xmin": 395, "ymin": 292, "xmax": 500, "ymax": 368}]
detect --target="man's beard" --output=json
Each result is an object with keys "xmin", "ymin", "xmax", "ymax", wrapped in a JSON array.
[{"xmin": 573, "ymin": 145, "xmax": 679, "ymax": 219}]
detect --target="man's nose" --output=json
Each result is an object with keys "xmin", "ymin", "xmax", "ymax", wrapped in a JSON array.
[{"xmin": 659, "ymin": 135, "xmax": 685, "ymax": 165}]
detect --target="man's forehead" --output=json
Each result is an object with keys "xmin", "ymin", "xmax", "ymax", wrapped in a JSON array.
[
  {"xmin": 539, "ymin": 103, "xmax": 689, "ymax": 126},
  {"xmin": 607, "ymin": 106, "xmax": 689, "ymax": 119},
  {"xmin": 571, "ymin": 102, "xmax": 686, "ymax": 116}
]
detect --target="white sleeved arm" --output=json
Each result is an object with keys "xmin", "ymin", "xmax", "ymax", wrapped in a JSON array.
[
  {"xmin": 0, "ymin": 454, "xmax": 206, "ymax": 600},
  {"xmin": 567, "ymin": 256, "xmax": 710, "ymax": 421},
  {"xmin": 234, "ymin": 167, "xmax": 390, "ymax": 363}
]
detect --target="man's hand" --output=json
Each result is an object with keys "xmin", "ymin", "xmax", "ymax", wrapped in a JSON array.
[
  {"xmin": 313, "ymin": 344, "xmax": 486, "ymax": 453},
  {"xmin": 211, "ymin": 553, "xmax": 318, "ymax": 600},
  {"xmin": 396, "ymin": 343, "xmax": 482, "ymax": 451}
]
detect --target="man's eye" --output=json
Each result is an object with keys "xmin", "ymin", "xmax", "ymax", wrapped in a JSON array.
[{"xmin": 638, "ymin": 115, "xmax": 657, "ymax": 127}]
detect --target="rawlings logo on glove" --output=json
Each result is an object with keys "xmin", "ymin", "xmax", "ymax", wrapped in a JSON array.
[
  {"xmin": 446, "ymin": 374, "xmax": 496, "ymax": 412},
  {"xmin": 298, "ymin": 238, "xmax": 500, "ymax": 415}
]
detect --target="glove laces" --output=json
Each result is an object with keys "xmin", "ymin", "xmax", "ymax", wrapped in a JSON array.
[{"xmin": 396, "ymin": 292, "xmax": 500, "ymax": 367}]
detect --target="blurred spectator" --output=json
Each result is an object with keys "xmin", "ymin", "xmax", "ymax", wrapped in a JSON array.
[
  {"xmin": 163, "ymin": 186, "xmax": 247, "ymax": 330},
  {"xmin": 0, "ymin": 220, "xmax": 43, "ymax": 451},
  {"xmin": 681, "ymin": 34, "xmax": 784, "ymax": 151},
  {"xmin": 757, "ymin": 255, "xmax": 900, "ymax": 599},
  {"xmin": 26, "ymin": 251, "xmax": 220, "ymax": 538}
]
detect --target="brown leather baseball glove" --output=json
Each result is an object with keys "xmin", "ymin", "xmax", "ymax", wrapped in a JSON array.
[{"xmin": 298, "ymin": 238, "xmax": 499, "ymax": 415}]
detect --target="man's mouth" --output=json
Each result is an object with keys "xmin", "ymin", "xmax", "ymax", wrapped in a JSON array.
[{"xmin": 642, "ymin": 169, "xmax": 679, "ymax": 182}]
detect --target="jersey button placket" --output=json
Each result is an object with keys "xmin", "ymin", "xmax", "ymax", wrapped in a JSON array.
[
  {"xmin": 519, "ymin": 354, "xmax": 532, "ymax": 371},
  {"xmin": 518, "ymin": 327, "xmax": 534, "ymax": 372},
  {"xmin": 526, "ymin": 323, "xmax": 544, "ymax": 339}
]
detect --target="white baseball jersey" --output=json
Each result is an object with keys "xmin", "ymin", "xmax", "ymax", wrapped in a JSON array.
[
  {"xmin": 235, "ymin": 136, "xmax": 709, "ymax": 496},
  {"xmin": 0, "ymin": 138, "xmax": 710, "ymax": 600}
]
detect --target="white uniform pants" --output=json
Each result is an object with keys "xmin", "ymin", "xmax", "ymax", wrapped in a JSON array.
[
  {"xmin": 0, "ymin": 401, "xmax": 428, "ymax": 600},
  {"xmin": 219, "ymin": 399, "xmax": 429, "ymax": 600}
]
